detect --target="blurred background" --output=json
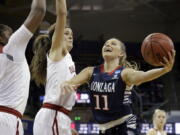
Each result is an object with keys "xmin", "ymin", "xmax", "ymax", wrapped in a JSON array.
[{"xmin": 0, "ymin": 0, "xmax": 180, "ymax": 134}]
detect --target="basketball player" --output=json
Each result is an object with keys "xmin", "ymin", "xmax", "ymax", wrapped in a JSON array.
[
  {"xmin": 31, "ymin": 0, "xmax": 77, "ymax": 134},
  {"xmin": 61, "ymin": 38, "xmax": 175, "ymax": 135},
  {"xmin": 146, "ymin": 109, "xmax": 167, "ymax": 135},
  {"xmin": 0, "ymin": 0, "xmax": 46, "ymax": 134}
]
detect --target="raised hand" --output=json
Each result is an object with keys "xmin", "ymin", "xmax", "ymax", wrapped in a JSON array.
[{"xmin": 160, "ymin": 50, "xmax": 176, "ymax": 73}]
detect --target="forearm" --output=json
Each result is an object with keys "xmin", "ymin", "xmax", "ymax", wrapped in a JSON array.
[
  {"xmin": 125, "ymin": 50, "xmax": 175, "ymax": 86},
  {"xmin": 24, "ymin": 0, "xmax": 46, "ymax": 33},
  {"xmin": 31, "ymin": 0, "xmax": 46, "ymax": 12},
  {"xmin": 139, "ymin": 68, "xmax": 167, "ymax": 84},
  {"xmin": 56, "ymin": 0, "xmax": 67, "ymax": 15},
  {"xmin": 30, "ymin": 0, "xmax": 46, "ymax": 20},
  {"xmin": 61, "ymin": 67, "xmax": 93, "ymax": 93},
  {"xmin": 66, "ymin": 74, "xmax": 89, "ymax": 86},
  {"xmin": 67, "ymin": 67, "xmax": 93, "ymax": 85}
]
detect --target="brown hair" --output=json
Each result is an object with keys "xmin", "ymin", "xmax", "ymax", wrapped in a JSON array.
[
  {"xmin": 30, "ymin": 25, "xmax": 54, "ymax": 86},
  {"xmin": 117, "ymin": 38, "xmax": 138, "ymax": 70},
  {"xmin": 30, "ymin": 23, "xmax": 71, "ymax": 86},
  {"xmin": 0, "ymin": 24, "xmax": 13, "ymax": 45}
]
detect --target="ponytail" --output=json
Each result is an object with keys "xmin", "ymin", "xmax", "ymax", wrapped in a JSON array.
[
  {"xmin": 121, "ymin": 53, "xmax": 139, "ymax": 70},
  {"xmin": 30, "ymin": 34, "xmax": 51, "ymax": 86},
  {"xmin": 118, "ymin": 39, "xmax": 139, "ymax": 70}
]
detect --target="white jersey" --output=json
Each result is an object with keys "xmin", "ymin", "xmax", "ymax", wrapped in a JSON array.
[
  {"xmin": 157, "ymin": 131, "xmax": 162, "ymax": 135},
  {"xmin": 0, "ymin": 25, "xmax": 32, "ymax": 114},
  {"xmin": 43, "ymin": 53, "xmax": 76, "ymax": 110}
]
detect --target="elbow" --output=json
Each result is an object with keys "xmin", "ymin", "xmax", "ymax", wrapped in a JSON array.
[
  {"xmin": 32, "ymin": 7, "xmax": 46, "ymax": 19},
  {"xmin": 38, "ymin": 7, "xmax": 46, "ymax": 16},
  {"xmin": 136, "ymin": 75, "xmax": 151, "ymax": 86},
  {"xmin": 36, "ymin": 7, "xmax": 46, "ymax": 17},
  {"xmin": 58, "ymin": 10, "xmax": 68, "ymax": 16},
  {"xmin": 131, "ymin": 79, "xmax": 143, "ymax": 86},
  {"xmin": 130, "ymin": 75, "xmax": 145, "ymax": 86}
]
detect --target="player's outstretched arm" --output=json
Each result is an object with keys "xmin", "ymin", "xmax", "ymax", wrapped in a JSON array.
[
  {"xmin": 71, "ymin": 128, "xmax": 79, "ymax": 135},
  {"xmin": 61, "ymin": 67, "xmax": 94, "ymax": 92},
  {"xmin": 24, "ymin": 0, "xmax": 46, "ymax": 33},
  {"xmin": 122, "ymin": 50, "xmax": 175, "ymax": 86}
]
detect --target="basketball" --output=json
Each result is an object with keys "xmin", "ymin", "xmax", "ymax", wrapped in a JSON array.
[{"xmin": 141, "ymin": 33, "xmax": 174, "ymax": 66}]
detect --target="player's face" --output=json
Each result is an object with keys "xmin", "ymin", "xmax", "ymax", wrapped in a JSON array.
[
  {"xmin": 102, "ymin": 38, "xmax": 123, "ymax": 60},
  {"xmin": 64, "ymin": 28, "xmax": 73, "ymax": 51},
  {"xmin": 155, "ymin": 112, "xmax": 166, "ymax": 127}
]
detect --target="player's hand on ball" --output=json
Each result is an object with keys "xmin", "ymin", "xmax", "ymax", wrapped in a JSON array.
[{"xmin": 160, "ymin": 50, "xmax": 176, "ymax": 72}]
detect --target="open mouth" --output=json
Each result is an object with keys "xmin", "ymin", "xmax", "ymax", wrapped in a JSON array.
[{"xmin": 104, "ymin": 48, "xmax": 112, "ymax": 52}]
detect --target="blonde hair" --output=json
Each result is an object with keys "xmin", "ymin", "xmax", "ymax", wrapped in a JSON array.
[
  {"xmin": 115, "ymin": 38, "xmax": 139, "ymax": 70},
  {"xmin": 153, "ymin": 109, "xmax": 167, "ymax": 126}
]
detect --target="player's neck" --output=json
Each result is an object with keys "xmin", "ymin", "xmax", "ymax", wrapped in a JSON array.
[
  {"xmin": 154, "ymin": 125, "xmax": 164, "ymax": 131},
  {"xmin": 103, "ymin": 61, "xmax": 119, "ymax": 72}
]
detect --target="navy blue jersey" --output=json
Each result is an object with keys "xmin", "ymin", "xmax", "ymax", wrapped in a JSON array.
[{"xmin": 88, "ymin": 65, "xmax": 132, "ymax": 124}]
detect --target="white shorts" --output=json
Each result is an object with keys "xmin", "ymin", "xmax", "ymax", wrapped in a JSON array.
[
  {"xmin": 33, "ymin": 108, "xmax": 72, "ymax": 135},
  {"xmin": 0, "ymin": 112, "xmax": 23, "ymax": 135}
]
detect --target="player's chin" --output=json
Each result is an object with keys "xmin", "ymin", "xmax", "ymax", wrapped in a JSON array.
[
  {"xmin": 103, "ymin": 53, "xmax": 114, "ymax": 59},
  {"xmin": 67, "ymin": 44, "xmax": 73, "ymax": 51},
  {"xmin": 103, "ymin": 51, "xmax": 111, "ymax": 56}
]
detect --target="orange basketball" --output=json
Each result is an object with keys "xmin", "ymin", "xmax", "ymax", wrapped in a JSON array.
[{"xmin": 141, "ymin": 33, "xmax": 174, "ymax": 66}]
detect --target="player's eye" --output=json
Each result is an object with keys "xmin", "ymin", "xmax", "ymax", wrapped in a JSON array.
[{"xmin": 112, "ymin": 42, "xmax": 116, "ymax": 46}]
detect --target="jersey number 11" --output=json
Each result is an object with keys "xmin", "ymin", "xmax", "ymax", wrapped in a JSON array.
[{"xmin": 94, "ymin": 95, "xmax": 109, "ymax": 110}]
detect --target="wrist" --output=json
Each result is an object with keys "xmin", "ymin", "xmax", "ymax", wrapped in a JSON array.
[{"xmin": 162, "ymin": 67, "xmax": 170, "ymax": 73}]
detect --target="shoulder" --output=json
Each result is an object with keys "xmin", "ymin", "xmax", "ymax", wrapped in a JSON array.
[{"xmin": 146, "ymin": 128, "xmax": 156, "ymax": 135}]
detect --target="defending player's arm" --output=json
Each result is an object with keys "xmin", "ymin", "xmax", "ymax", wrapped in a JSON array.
[
  {"xmin": 49, "ymin": 0, "xmax": 67, "ymax": 61},
  {"xmin": 71, "ymin": 128, "xmax": 79, "ymax": 135},
  {"xmin": 24, "ymin": 0, "xmax": 46, "ymax": 33},
  {"xmin": 122, "ymin": 50, "xmax": 175, "ymax": 86},
  {"xmin": 61, "ymin": 67, "xmax": 94, "ymax": 92},
  {"xmin": 3, "ymin": 0, "xmax": 46, "ymax": 61}
]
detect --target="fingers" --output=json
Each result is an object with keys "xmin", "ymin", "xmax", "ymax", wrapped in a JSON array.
[
  {"xmin": 160, "ymin": 61, "xmax": 166, "ymax": 66},
  {"xmin": 161, "ymin": 49, "xmax": 175, "ymax": 72},
  {"xmin": 61, "ymin": 83, "xmax": 80, "ymax": 95},
  {"xmin": 168, "ymin": 51, "xmax": 172, "ymax": 62},
  {"xmin": 163, "ymin": 56, "xmax": 169, "ymax": 65},
  {"xmin": 161, "ymin": 49, "xmax": 175, "ymax": 65},
  {"xmin": 73, "ymin": 84, "xmax": 81, "ymax": 90},
  {"xmin": 63, "ymin": 84, "xmax": 75, "ymax": 92},
  {"xmin": 172, "ymin": 49, "xmax": 176, "ymax": 57},
  {"xmin": 172, "ymin": 49, "xmax": 176, "ymax": 63}
]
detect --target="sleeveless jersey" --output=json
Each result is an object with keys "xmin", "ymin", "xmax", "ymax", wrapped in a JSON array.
[
  {"xmin": 88, "ymin": 65, "xmax": 132, "ymax": 124},
  {"xmin": 43, "ymin": 53, "xmax": 76, "ymax": 110}
]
